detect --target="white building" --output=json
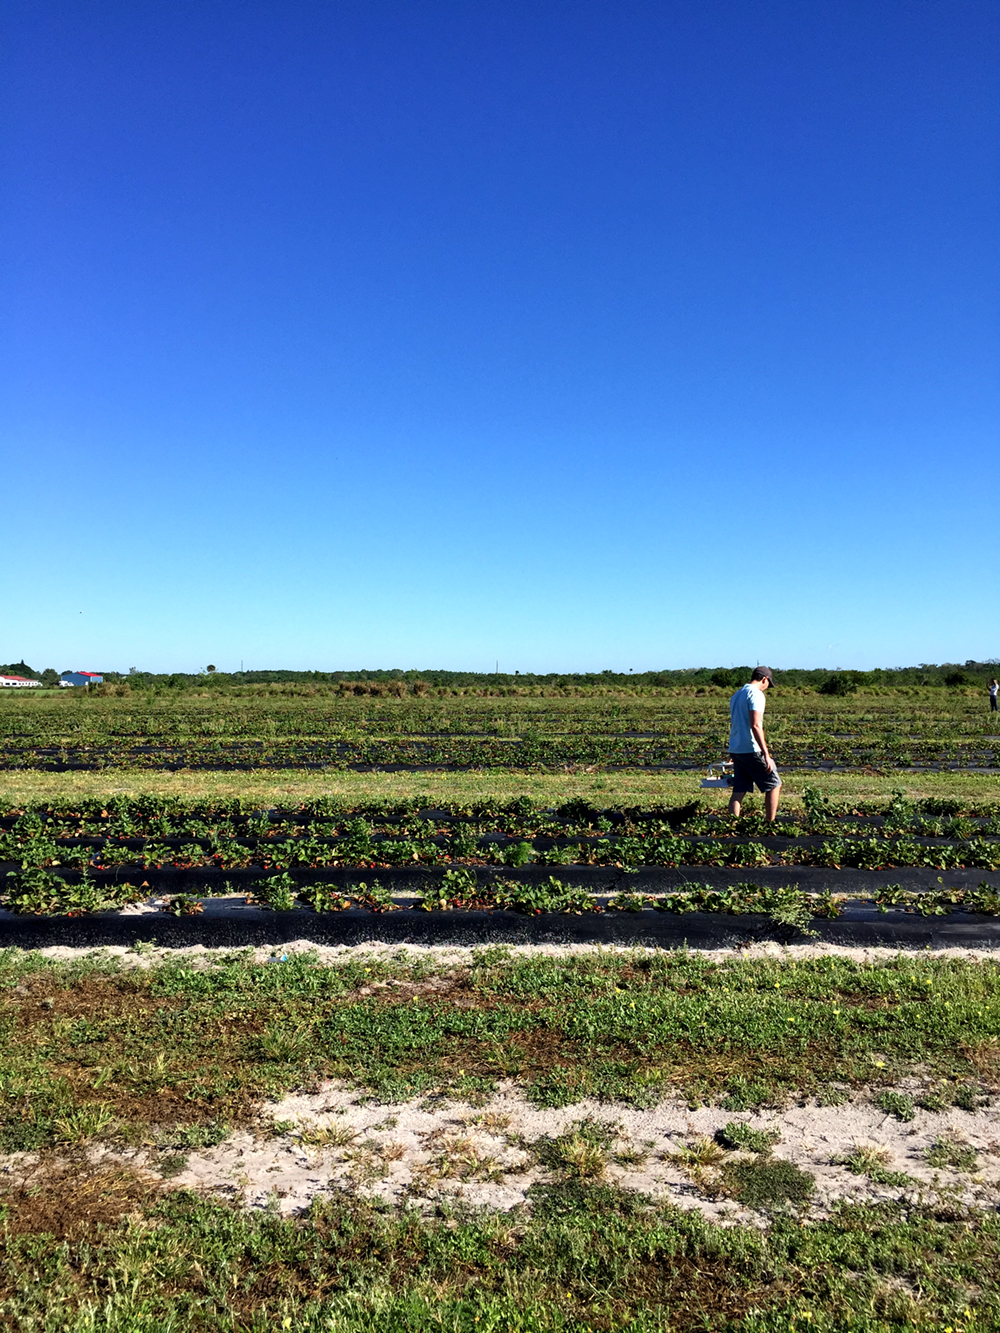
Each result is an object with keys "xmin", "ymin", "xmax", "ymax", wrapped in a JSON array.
[{"xmin": 0, "ymin": 674, "xmax": 42, "ymax": 688}]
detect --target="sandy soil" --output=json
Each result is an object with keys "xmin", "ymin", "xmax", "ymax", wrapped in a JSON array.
[
  {"xmin": 6, "ymin": 941, "xmax": 999, "ymax": 1228},
  {"xmin": 16, "ymin": 937, "xmax": 1000, "ymax": 969},
  {"xmin": 151, "ymin": 1081, "xmax": 1000, "ymax": 1226}
]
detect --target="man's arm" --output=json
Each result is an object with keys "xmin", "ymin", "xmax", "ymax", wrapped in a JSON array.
[{"xmin": 750, "ymin": 710, "xmax": 772, "ymax": 767}]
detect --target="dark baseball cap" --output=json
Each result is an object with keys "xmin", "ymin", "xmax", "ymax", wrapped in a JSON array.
[{"xmin": 751, "ymin": 666, "xmax": 774, "ymax": 685}]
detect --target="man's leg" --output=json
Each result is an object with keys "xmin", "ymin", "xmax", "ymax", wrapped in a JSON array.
[
  {"xmin": 764, "ymin": 786, "xmax": 781, "ymax": 822},
  {"xmin": 729, "ymin": 790, "xmax": 748, "ymax": 817}
]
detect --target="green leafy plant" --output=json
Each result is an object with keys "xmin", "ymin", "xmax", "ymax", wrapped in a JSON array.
[
  {"xmin": 353, "ymin": 880, "xmax": 398, "ymax": 912},
  {"xmin": 417, "ymin": 866, "xmax": 480, "ymax": 910},
  {"xmin": 715, "ymin": 1121, "xmax": 780, "ymax": 1154},
  {"xmin": 608, "ymin": 891, "xmax": 652, "ymax": 913},
  {"xmin": 53, "ymin": 1103, "xmax": 115, "ymax": 1143},
  {"xmin": 298, "ymin": 882, "xmax": 352, "ymax": 912},
  {"xmin": 162, "ymin": 893, "xmax": 203, "ymax": 917},
  {"xmin": 841, "ymin": 1145, "xmax": 911, "ymax": 1187},
  {"xmin": 926, "ymin": 1134, "xmax": 978, "ymax": 1172},
  {"xmin": 874, "ymin": 1091, "xmax": 914, "ymax": 1122},
  {"xmin": 3, "ymin": 866, "xmax": 142, "ymax": 915},
  {"xmin": 498, "ymin": 840, "xmax": 535, "ymax": 868},
  {"xmin": 254, "ymin": 872, "xmax": 299, "ymax": 911},
  {"xmin": 447, "ymin": 823, "xmax": 482, "ymax": 858},
  {"xmin": 723, "ymin": 1156, "xmax": 815, "ymax": 1208},
  {"xmin": 496, "ymin": 876, "xmax": 598, "ymax": 915}
]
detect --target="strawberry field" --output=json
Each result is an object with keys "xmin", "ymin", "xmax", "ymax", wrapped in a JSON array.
[
  {"xmin": 4, "ymin": 688, "xmax": 1000, "ymax": 1329},
  {"xmin": 1, "ymin": 684, "xmax": 999, "ymax": 771},
  {"xmin": 3, "ymin": 790, "xmax": 999, "ymax": 944}
]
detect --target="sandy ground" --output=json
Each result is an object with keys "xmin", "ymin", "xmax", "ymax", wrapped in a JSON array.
[
  {"xmin": 111, "ymin": 1082, "xmax": 1000, "ymax": 1227},
  {"xmin": 5, "ymin": 940, "xmax": 999, "ymax": 1228},
  {"xmin": 12, "ymin": 937, "xmax": 1000, "ymax": 969}
]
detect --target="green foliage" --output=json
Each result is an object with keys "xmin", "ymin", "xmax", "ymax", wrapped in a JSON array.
[
  {"xmin": 0, "ymin": 1182, "xmax": 997, "ymax": 1330},
  {"xmin": 719, "ymin": 1077, "xmax": 778, "ymax": 1112},
  {"xmin": 254, "ymin": 871, "xmax": 299, "ymax": 911},
  {"xmin": 2, "ymin": 866, "xmax": 144, "ymax": 915},
  {"xmin": 297, "ymin": 882, "xmax": 352, "ymax": 912},
  {"xmin": 3, "ymin": 675, "xmax": 1000, "ymax": 774},
  {"xmin": 875, "ymin": 1090, "xmax": 915, "ymax": 1121},
  {"xmin": 498, "ymin": 840, "xmax": 535, "ymax": 868},
  {"xmin": 819, "ymin": 672, "xmax": 861, "ymax": 694},
  {"xmin": 494, "ymin": 876, "xmax": 599, "ymax": 915},
  {"xmin": 926, "ymin": 1135, "xmax": 979, "ymax": 1171},
  {"xmin": 722, "ymin": 1156, "xmax": 815, "ymax": 1208},
  {"xmin": 841, "ymin": 1147, "xmax": 912, "ymax": 1187},
  {"xmin": 715, "ymin": 1121, "xmax": 780, "ymax": 1154},
  {"xmin": 416, "ymin": 865, "xmax": 480, "ymax": 910},
  {"xmin": 352, "ymin": 880, "xmax": 398, "ymax": 911},
  {"xmin": 3, "ymin": 947, "xmax": 1000, "ymax": 1150},
  {"xmin": 162, "ymin": 893, "xmax": 203, "ymax": 916}
]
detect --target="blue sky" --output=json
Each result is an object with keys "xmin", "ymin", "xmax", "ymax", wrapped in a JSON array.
[{"xmin": 2, "ymin": 1, "xmax": 997, "ymax": 674}]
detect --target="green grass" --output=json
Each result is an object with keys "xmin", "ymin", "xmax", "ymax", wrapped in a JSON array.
[
  {"xmin": 1, "ymin": 1174, "xmax": 996, "ymax": 1330},
  {"xmin": 2, "ymin": 764, "xmax": 1000, "ymax": 815},
  {"xmin": 2, "ymin": 949, "xmax": 999, "ymax": 1147},
  {"xmin": 2, "ymin": 947, "xmax": 1000, "ymax": 1329}
]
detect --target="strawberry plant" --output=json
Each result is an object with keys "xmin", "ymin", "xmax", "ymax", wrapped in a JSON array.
[
  {"xmin": 254, "ymin": 872, "xmax": 299, "ymax": 911},
  {"xmin": 163, "ymin": 894, "xmax": 204, "ymax": 916},
  {"xmin": 495, "ymin": 876, "xmax": 598, "ymax": 915},
  {"xmin": 497, "ymin": 840, "xmax": 534, "ymax": 868},
  {"xmin": 298, "ymin": 883, "xmax": 352, "ymax": 912},
  {"xmin": 416, "ymin": 867, "xmax": 480, "ymax": 911},
  {"xmin": 352, "ymin": 880, "xmax": 398, "ymax": 912}
]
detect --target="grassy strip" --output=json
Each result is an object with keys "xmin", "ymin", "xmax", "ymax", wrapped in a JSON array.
[
  {"xmin": 3, "ymin": 948, "xmax": 1000, "ymax": 1329},
  {"xmin": 2, "ymin": 950, "xmax": 999, "ymax": 1150},
  {"xmin": 0, "ymin": 1181, "xmax": 995, "ymax": 1330},
  {"xmin": 1, "ymin": 767, "xmax": 1000, "ymax": 810}
]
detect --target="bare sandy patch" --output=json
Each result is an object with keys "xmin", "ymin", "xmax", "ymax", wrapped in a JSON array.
[
  {"xmin": 157, "ymin": 1081, "xmax": 1000, "ymax": 1226},
  {"xmin": 16, "ymin": 937, "xmax": 1000, "ymax": 971}
]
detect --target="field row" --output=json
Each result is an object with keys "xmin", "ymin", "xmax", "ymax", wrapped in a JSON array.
[
  {"xmin": 6, "ymin": 870, "xmax": 1000, "ymax": 922},
  {"xmin": 4, "ymin": 788, "xmax": 1000, "ymax": 833},
  {"xmin": 2, "ymin": 691, "xmax": 998, "ymax": 771},
  {"xmin": 4, "ymin": 735, "xmax": 1000, "ymax": 770}
]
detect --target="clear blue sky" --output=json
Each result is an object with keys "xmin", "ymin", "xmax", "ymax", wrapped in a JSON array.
[{"xmin": 2, "ymin": 1, "xmax": 997, "ymax": 674}]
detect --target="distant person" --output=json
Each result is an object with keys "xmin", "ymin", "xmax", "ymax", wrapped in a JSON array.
[
  {"xmin": 990, "ymin": 678, "xmax": 999, "ymax": 713},
  {"xmin": 728, "ymin": 666, "xmax": 781, "ymax": 821}
]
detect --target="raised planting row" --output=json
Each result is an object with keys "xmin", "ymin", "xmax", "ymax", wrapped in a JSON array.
[
  {"xmin": 3, "ymin": 688, "xmax": 1000, "ymax": 770},
  {"xmin": 6, "ymin": 870, "xmax": 1000, "ymax": 925},
  {"xmin": 4, "ymin": 792, "xmax": 1000, "ymax": 897},
  {"xmin": 5, "ymin": 786, "xmax": 1000, "ymax": 835}
]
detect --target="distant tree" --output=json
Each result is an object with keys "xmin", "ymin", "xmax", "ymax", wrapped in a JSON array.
[
  {"xmin": 0, "ymin": 661, "xmax": 40, "ymax": 680},
  {"xmin": 40, "ymin": 668, "xmax": 59, "ymax": 688},
  {"xmin": 711, "ymin": 668, "xmax": 752, "ymax": 688},
  {"xmin": 819, "ymin": 674, "xmax": 858, "ymax": 696},
  {"xmin": 206, "ymin": 665, "xmax": 216, "ymax": 673}
]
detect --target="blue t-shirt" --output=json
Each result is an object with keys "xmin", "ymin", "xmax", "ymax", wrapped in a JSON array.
[{"xmin": 729, "ymin": 683, "xmax": 765, "ymax": 753}]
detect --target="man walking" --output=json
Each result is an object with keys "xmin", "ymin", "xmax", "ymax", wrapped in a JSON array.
[{"xmin": 728, "ymin": 666, "xmax": 781, "ymax": 821}]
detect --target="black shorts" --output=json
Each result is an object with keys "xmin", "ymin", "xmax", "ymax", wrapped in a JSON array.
[{"xmin": 729, "ymin": 751, "xmax": 781, "ymax": 793}]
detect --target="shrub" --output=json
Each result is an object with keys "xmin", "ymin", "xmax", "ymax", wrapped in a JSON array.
[{"xmin": 819, "ymin": 674, "xmax": 858, "ymax": 696}]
